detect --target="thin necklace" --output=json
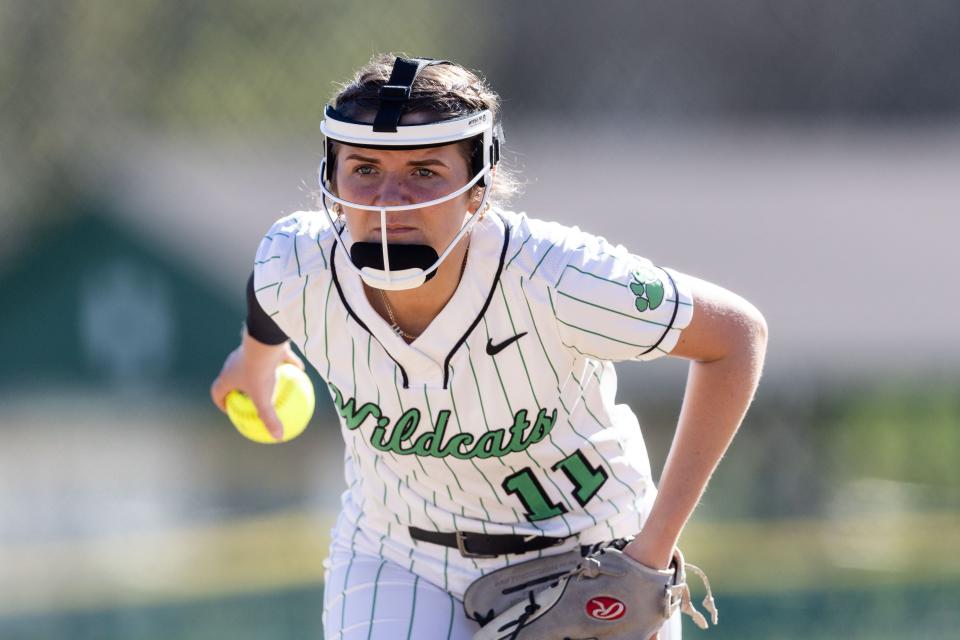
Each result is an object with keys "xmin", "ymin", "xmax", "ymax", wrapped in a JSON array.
[{"xmin": 379, "ymin": 244, "xmax": 469, "ymax": 342}]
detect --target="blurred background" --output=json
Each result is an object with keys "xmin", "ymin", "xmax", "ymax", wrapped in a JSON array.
[{"xmin": 1, "ymin": 1, "xmax": 959, "ymax": 638}]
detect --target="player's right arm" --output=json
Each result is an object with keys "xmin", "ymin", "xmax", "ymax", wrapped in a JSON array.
[
  {"xmin": 210, "ymin": 211, "xmax": 331, "ymax": 436},
  {"xmin": 209, "ymin": 274, "xmax": 304, "ymax": 439}
]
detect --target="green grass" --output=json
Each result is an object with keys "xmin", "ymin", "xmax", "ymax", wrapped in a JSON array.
[
  {"xmin": 4, "ymin": 581, "xmax": 958, "ymax": 640},
  {"xmin": 4, "ymin": 508, "xmax": 960, "ymax": 638}
]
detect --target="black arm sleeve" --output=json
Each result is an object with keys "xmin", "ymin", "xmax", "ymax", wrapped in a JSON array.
[{"xmin": 245, "ymin": 271, "xmax": 289, "ymax": 345}]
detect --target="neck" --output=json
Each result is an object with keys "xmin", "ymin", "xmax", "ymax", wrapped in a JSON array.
[{"xmin": 367, "ymin": 237, "xmax": 470, "ymax": 340}]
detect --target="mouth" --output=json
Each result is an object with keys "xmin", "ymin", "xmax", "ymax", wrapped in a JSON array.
[{"xmin": 371, "ymin": 225, "xmax": 419, "ymax": 238}]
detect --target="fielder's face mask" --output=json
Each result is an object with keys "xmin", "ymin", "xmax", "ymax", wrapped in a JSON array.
[{"xmin": 318, "ymin": 57, "xmax": 501, "ymax": 291}]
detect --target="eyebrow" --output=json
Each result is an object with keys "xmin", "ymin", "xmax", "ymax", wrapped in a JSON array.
[{"xmin": 342, "ymin": 153, "xmax": 450, "ymax": 168}]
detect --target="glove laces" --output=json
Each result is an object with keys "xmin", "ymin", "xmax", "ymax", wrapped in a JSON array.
[
  {"xmin": 669, "ymin": 561, "xmax": 719, "ymax": 630},
  {"xmin": 505, "ymin": 591, "xmax": 541, "ymax": 640}
]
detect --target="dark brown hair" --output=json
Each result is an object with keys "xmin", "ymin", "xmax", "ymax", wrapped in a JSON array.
[{"xmin": 329, "ymin": 53, "xmax": 520, "ymax": 203}]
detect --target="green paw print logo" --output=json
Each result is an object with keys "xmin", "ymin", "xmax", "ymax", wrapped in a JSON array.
[{"xmin": 629, "ymin": 266, "xmax": 665, "ymax": 313}]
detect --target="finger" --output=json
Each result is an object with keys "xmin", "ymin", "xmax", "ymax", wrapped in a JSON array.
[
  {"xmin": 283, "ymin": 349, "xmax": 306, "ymax": 370},
  {"xmin": 251, "ymin": 396, "xmax": 284, "ymax": 441},
  {"xmin": 209, "ymin": 378, "xmax": 229, "ymax": 412}
]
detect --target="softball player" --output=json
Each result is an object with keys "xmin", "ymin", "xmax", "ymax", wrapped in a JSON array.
[{"xmin": 211, "ymin": 55, "xmax": 767, "ymax": 640}]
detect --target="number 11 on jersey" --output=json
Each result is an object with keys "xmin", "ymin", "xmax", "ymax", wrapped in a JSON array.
[{"xmin": 502, "ymin": 449, "xmax": 610, "ymax": 521}]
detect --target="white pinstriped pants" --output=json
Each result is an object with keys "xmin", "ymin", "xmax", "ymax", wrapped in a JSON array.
[{"xmin": 322, "ymin": 537, "xmax": 682, "ymax": 640}]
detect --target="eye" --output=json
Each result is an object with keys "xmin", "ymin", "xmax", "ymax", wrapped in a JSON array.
[
  {"xmin": 413, "ymin": 167, "xmax": 435, "ymax": 178},
  {"xmin": 355, "ymin": 165, "xmax": 375, "ymax": 176}
]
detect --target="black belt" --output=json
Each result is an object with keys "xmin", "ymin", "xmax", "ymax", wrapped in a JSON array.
[{"xmin": 409, "ymin": 526, "xmax": 572, "ymax": 559}]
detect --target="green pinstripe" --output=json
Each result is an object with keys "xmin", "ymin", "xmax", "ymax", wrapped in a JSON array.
[
  {"xmin": 299, "ymin": 275, "xmax": 310, "ymax": 354},
  {"xmin": 575, "ymin": 365, "xmax": 648, "ymax": 532},
  {"xmin": 566, "ymin": 364, "xmax": 644, "ymax": 507},
  {"xmin": 446, "ymin": 365, "xmax": 497, "ymax": 525},
  {"xmin": 367, "ymin": 335, "xmax": 375, "ymax": 398},
  {"xmin": 364, "ymin": 338, "xmax": 405, "ymax": 527},
  {"xmin": 561, "ymin": 264, "xmax": 691, "ymax": 306},
  {"xmin": 555, "ymin": 317, "xmax": 654, "ymax": 349},
  {"xmin": 351, "ymin": 336, "xmax": 357, "ymax": 399},
  {"xmin": 368, "ymin": 336, "xmax": 404, "ymax": 525},
  {"xmin": 397, "ymin": 476, "xmax": 412, "ymax": 523},
  {"xmin": 254, "ymin": 255, "xmax": 281, "ymax": 264},
  {"xmin": 552, "ymin": 243, "xmax": 591, "ymax": 288},
  {"xmin": 377, "ymin": 521, "xmax": 392, "ymax": 557},
  {"xmin": 317, "ymin": 234, "xmax": 328, "ymax": 269},
  {"xmin": 561, "ymin": 340, "xmax": 602, "ymax": 360},
  {"xmin": 292, "ymin": 233, "xmax": 301, "ymax": 277},
  {"xmin": 529, "ymin": 280, "xmax": 646, "ymax": 500},
  {"xmin": 421, "ymin": 382, "xmax": 482, "ymax": 571},
  {"xmin": 528, "ymin": 241, "xmax": 556, "ymax": 280},
  {"xmin": 562, "ymin": 263, "xmax": 624, "ymax": 287},
  {"xmin": 443, "ymin": 546, "xmax": 450, "ymax": 591},
  {"xmin": 505, "ymin": 232, "xmax": 533, "ymax": 268},
  {"xmin": 364, "ymin": 560, "xmax": 387, "ymax": 640},
  {"xmin": 445, "ymin": 592, "xmax": 455, "ymax": 640},
  {"xmin": 460, "ymin": 356, "xmax": 523, "ymax": 529},
  {"xmin": 391, "ymin": 369, "xmax": 430, "ymax": 479},
  {"xmin": 518, "ymin": 278, "xmax": 560, "ymax": 384},
  {"xmin": 474, "ymin": 330, "xmax": 575, "ymax": 534},
  {"xmin": 323, "ymin": 279, "xmax": 334, "ymax": 378},
  {"xmin": 495, "ymin": 286, "xmax": 598, "ymax": 527},
  {"xmin": 520, "ymin": 280, "xmax": 634, "ymax": 514},
  {"xmin": 417, "ymin": 385, "xmax": 469, "ymax": 573},
  {"xmin": 373, "ymin": 456, "xmax": 403, "ymax": 526},
  {"xmin": 557, "ymin": 290, "xmax": 671, "ymax": 328},
  {"xmin": 405, "ymin": 575, "xmax": 420, "ymax": 640},
  {"xmin": 339, "ymin": 522, "xmax": 362, "ymax": 632},
  {"xmin": 520, "ymin": 278, "xmax": 639, "ymax": 539},
  {"xmin": 422, "ymin": 389, "xmax": 466, "ymax": 495}
]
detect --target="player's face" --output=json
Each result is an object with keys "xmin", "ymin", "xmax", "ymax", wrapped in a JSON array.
[{"xmin": 333, "ymin": 141, "xmax": 476, "ymax": 252}]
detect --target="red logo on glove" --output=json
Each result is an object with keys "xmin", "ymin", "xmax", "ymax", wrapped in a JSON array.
[{"xmin": 586, "ymin": 596, "xmax": 626, "ymax": 620}]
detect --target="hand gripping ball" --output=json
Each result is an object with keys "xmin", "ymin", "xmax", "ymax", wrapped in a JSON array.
[{"xmin": 225, "ymin": 364, "xmax": 315, "ymax": 443}]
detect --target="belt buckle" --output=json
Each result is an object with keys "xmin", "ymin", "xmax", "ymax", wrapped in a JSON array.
[{"xmin": 455, "ymin": 531, "xmax": 498, "ymax": 559}]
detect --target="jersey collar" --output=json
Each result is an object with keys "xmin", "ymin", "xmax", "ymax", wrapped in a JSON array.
[{"xmin": 331, "ymin": 211, "xmax": 509, "ymax": 389}]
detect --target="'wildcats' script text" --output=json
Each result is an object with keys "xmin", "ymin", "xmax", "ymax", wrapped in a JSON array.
[{"xmin": 329, "ymin": 384, "xmax": 557, "ymax": 460}]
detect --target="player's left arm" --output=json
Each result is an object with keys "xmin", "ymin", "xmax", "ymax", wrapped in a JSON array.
[{"xmin": 624, "ymin": 274, "xmax": 768, "ymax": 570}]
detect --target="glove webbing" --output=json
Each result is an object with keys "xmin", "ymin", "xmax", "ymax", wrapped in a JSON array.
[{"xmin": 469, "ymin": 568, "xmax": 572, "ymax": 627}]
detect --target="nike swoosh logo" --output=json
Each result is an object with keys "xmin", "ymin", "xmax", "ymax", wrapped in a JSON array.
[{"xmin": 486, "ymin": 332, "xmax": 527, "ymax": 356}]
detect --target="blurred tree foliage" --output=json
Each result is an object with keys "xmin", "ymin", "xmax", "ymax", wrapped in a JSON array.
[
  {"xmin": 1, "ymin": 1, "xmax": 488, "ymax": 133},
  {"xmin": 635, "ymin": 378, "xmax": 960, "ymax": 520},
  {"xmin": 831, "ymin": 382, "xmax": 960, "ymax": 487},
  {"xmin": 0, "ymin": 0, "xmax": 489, "ymax": 226},
  {"xmin": 3, "ymin": 0, "xmax": 960, "ymax": 227},
  {"xmin": 488, "ymin": 0, "xmax": 960, "ymax": 118}
]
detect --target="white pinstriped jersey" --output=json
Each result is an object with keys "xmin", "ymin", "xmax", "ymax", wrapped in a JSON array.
[{"xmin": 253, "ymin": 208, "xmax": 694, "ymax": 599}]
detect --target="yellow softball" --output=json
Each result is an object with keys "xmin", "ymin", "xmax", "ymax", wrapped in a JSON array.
[{"xmin": 225, "ymin": 363, "xmax": 315, "ymax": 443}]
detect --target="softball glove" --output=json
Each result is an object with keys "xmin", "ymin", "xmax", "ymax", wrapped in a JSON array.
[{"xmin": 464, "ymin": 544, "xmax": 717, "ymax": 640}]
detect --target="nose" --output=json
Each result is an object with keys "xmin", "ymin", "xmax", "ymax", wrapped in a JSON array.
[{"xmin": 371, "ymin": 176, "xmax": 412, "ymax": 208}]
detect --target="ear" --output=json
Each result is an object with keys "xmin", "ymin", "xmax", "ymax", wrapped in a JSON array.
[{"xmin": 467, "ymin": 166, "xmax": 496, "ymax": 214}]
